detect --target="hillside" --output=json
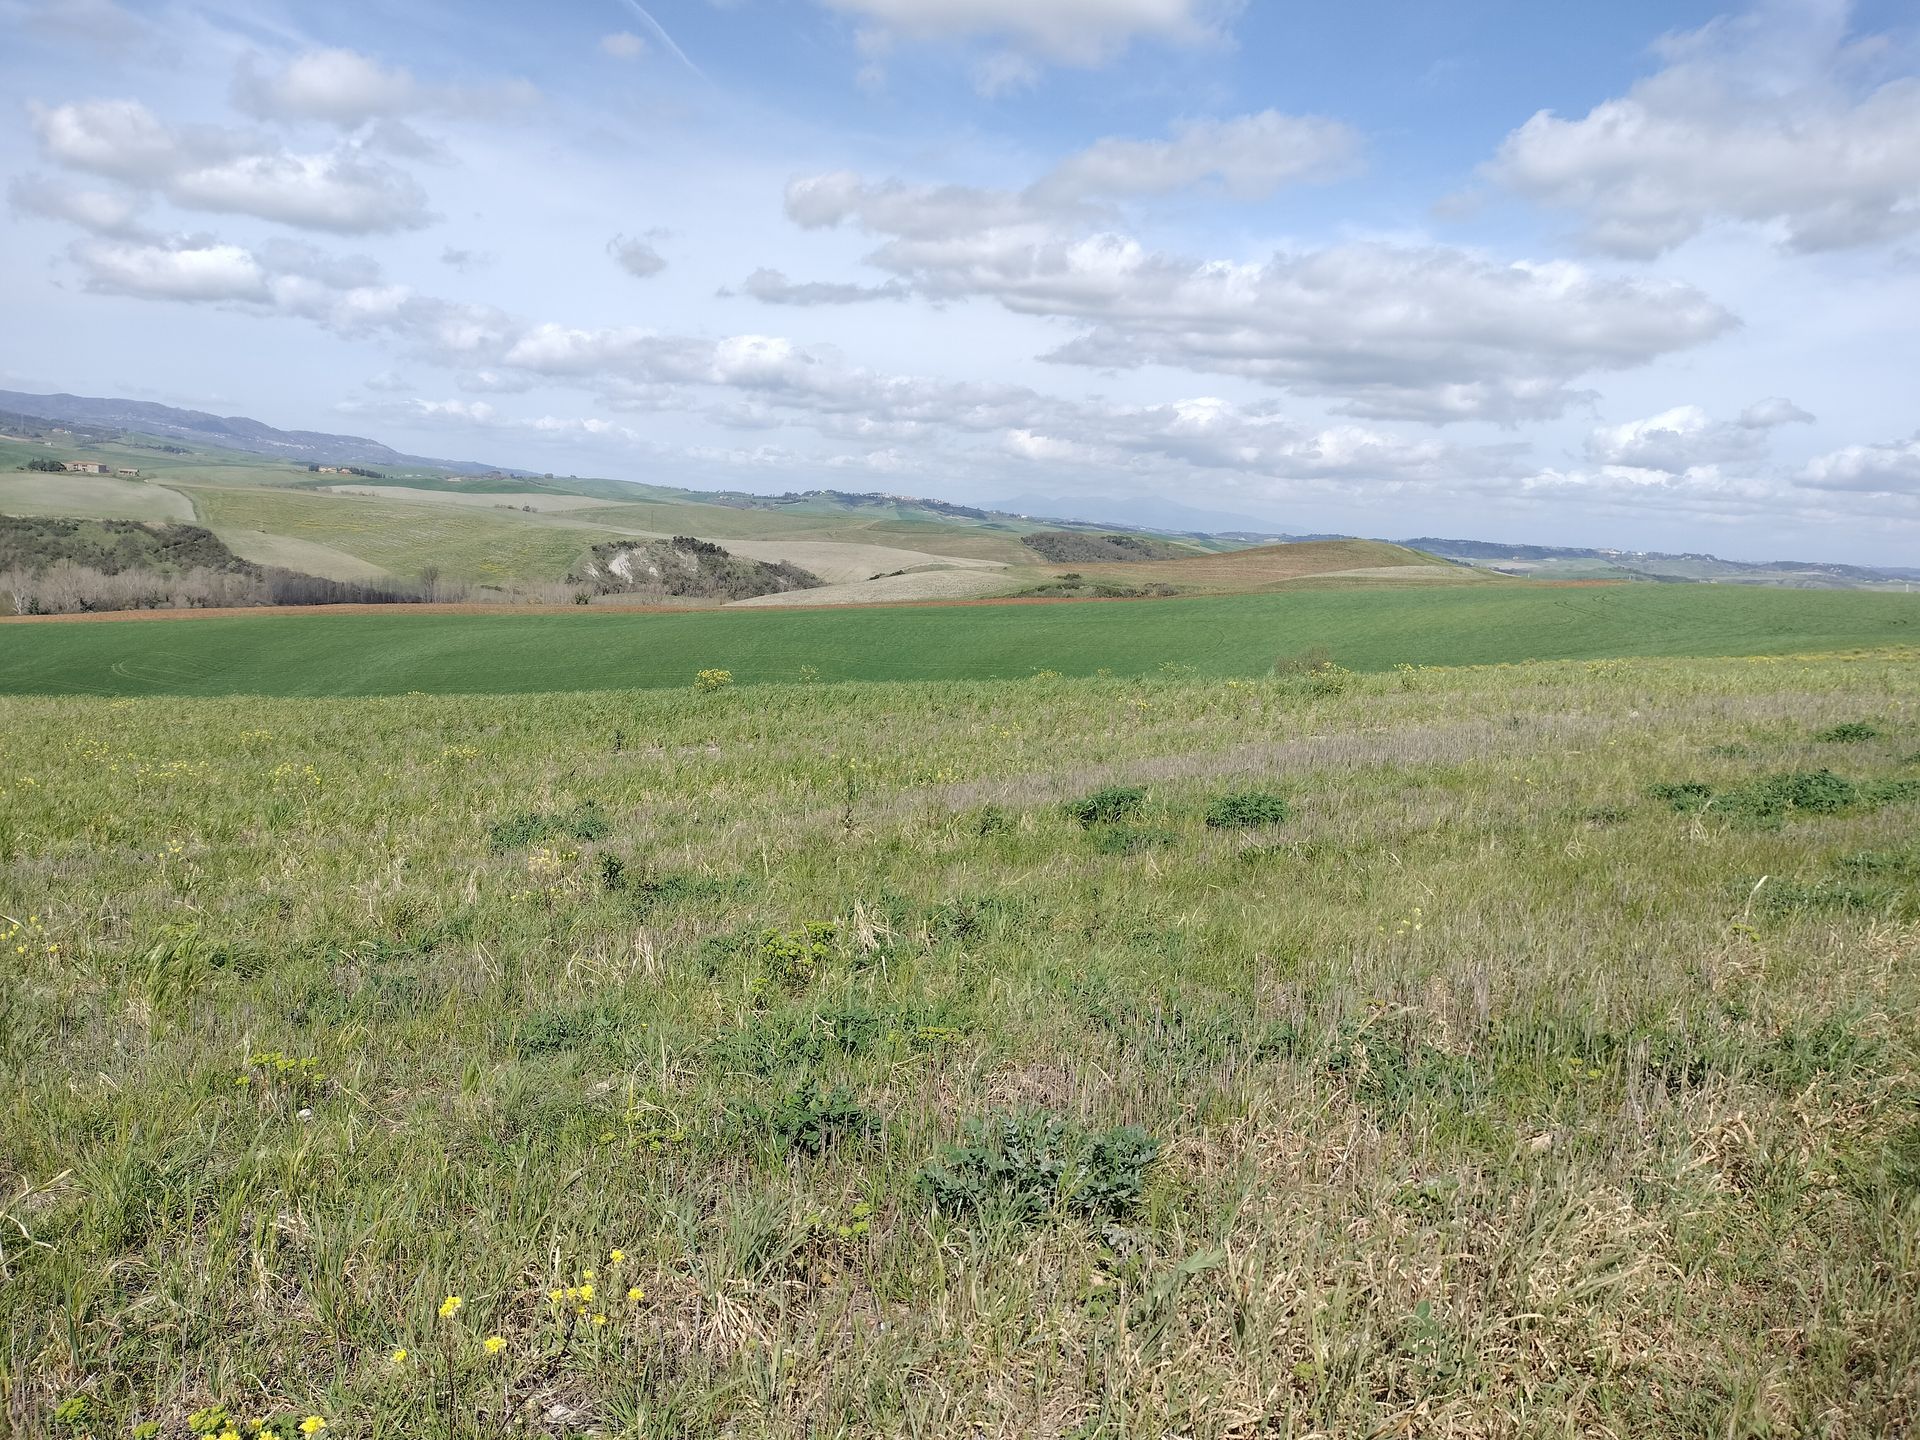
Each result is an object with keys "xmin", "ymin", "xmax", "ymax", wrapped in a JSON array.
[
  {"xmin": 1017, "ymin": 538, "xmax": 1470, "ymax": 596},
  {"xmin": 1019, "ymin": 530, "xmax": 1198, "ymax": 563},
  {"xmin": 572, "ymin": 536, "xmax": 823, "ymax": 601}
]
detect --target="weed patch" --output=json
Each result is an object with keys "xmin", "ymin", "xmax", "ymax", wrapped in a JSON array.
[
  {"xmin": 1652, "ymin": 769, "xmax": 1920, "ymax": 825},
  {"xmin": 920, "ymin": 1111, "xmax": 1159, "ymax": 1224},
  {"xmin": 1067, "ymin": 785, "xmax": 1147, "ymax": 828},
  {"xmin": 1204, "ymin": 789, "xmax": 1291, "ymax": 829},
  {"xmin": 488, "ymin": 801, "xmax": 610, "ymax": 852}
]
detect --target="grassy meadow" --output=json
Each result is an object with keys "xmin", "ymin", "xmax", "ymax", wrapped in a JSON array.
[
  {"xmin": 4, "ymin": 584, "xmax": 1919, "ymax": 698},
  {"xmin": 2, "ymin": 650, "xmax": 1918, "ymax": 1437}
]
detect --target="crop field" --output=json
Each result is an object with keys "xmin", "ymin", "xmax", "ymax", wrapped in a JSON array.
[
  {"xmin": 1022, "ymin": 540, "xmax": 1467, "ymax": 594},
  {"xmin": 2, "ymin": 584, "xmax": 1917, "ymax": 698},
  {"xmin": 184, "ymin": 488, "xmax": 623, "ymax": 584},
  {"xmin": 0, "ymin": 473, "xmax": 195, "ymax": 523},
  {"xmin": 2, "ymin": 651, "xmax": 1917, "ymax": 1438}
]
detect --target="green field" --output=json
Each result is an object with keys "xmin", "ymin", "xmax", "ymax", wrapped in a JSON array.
[
  {"xmin": 2, "ymin": 584, "xmax": 1916, "ymax": 697},
  {"xmin": 3, "ymin": 651, "xmax": 1918, "ymax": 1437}
]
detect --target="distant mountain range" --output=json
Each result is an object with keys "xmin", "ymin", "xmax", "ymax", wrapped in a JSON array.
[
  {"xmin": 1402, "ymin": 537, "xmax": 1920, "ymax": 586},
  {"xmin": 0, "ymin": 389, "xmax": 510, "ymax": 475},
  {"xmin": 3, "ymin": 389, "xmax": 1913, "ymax": 586}
]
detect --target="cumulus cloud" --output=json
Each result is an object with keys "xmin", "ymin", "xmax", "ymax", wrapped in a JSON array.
[
  {"xmin": 9, "ymin": 172, "xmax": 150, "ymax": 236},
  {"xmin": 607, "ymin": 233, "xmax": 668, "ymax": 279},
  {"xmin": 1034, "ymin": 110, "xmax": 1361, "ymax": 201},
  {"xmin": 791, "ymin": 168, "xmax": 1735, "ymax": 421},
  {"xmin": 816, "ymin": 0, "xmax": 1235, "ymax": 66},
  {"xmin": 70, "ymin": 238, "xmax": 271, "ymax": 301},
  {"xmin": 782, "ymin": 123, "xmax": 1735, "ymax": 423},
  {"xmin": 730, "ymin": 268, "xmax": 910, "ymax": 304},
  {"xmin": 232, "ymin": 48, "xmax": 539, "ymax": 128},
  {"xmin": 1799, "ymin": 434, "xmax": 1920, "ymax": 494},
  {"xmin": 1584, "ymin": 405, "xmax": 1763, "ymax": 473},
  {"xmin": 1739, "ymin": 396, "xmax": 1815, "ymax": 429},
  {"xmin": 1484, "ymin": 4, "xmax": 1920, "ymax": 255},
  {"xmin": 29, "ymin": 98, "xmax": 433, "ymax": 233}
]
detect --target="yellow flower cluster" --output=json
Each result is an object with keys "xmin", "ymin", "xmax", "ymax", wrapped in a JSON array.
[
  {"xmin": 2, "ymin": 913, "xmax": 57, "ymax": 959},
  {"xmin": 546, "ymin": 1249, "xmax": 643, "ymax": 1327}
]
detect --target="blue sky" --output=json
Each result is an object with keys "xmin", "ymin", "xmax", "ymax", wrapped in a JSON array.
[{"xmin": 3, "ymin": 0, "xmax": 1918, "ymax": 561}]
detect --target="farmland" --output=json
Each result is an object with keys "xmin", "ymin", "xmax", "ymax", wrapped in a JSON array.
[
  {"xmin": 2, "ymin": 583, "xmax": 1916, "ymax": 698},
  {"xmin": 2, "ymin": 648, "xmax": 1917, "ymax": 1437}
]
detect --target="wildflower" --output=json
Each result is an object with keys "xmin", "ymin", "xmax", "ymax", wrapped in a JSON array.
[
  {"xmin": 548, "ymin": 1288, "xmax": 564, "ymax": 1304},
  {"xmin": 608, "ymin": 1249, "xmax": 625, "ymax": 1264},
  {"xmin": 582, "ymin": 1269, "xmax": 595, "ymax": 1281},
  {"xmin": 299, "ymin": 1419, "xmax": 327, "ymax": 1437},
  {"xmin": 627, "ymin": 1286, "xmax": 645, "ymax": 1302},
  {"xmin": 390, "ymin": 1348, "xmax": 408, "ymax": 1365},
  {"xmin": 439, "ymin": 1295, "xmax": 463, "ymax": 1319},
  {"xmin": 483, "ymin": 1335, "xmax": 506, "ymax": 1355},
  {"xmin": 219, "ymin": 1431, "xmax": 242, "ymax": 1440},
  {"xmin": 591, "ymin": 1313, "xmax": 607, "ymax": 1326},
  {"xmin": 577, "ymin": 1282, "xmax": 594, "ymax": 1302}
]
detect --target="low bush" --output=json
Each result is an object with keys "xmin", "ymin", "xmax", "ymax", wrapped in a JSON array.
[
  {"xmin": 1066, "ymin": 785, "xmax": 1146, "ymax": 827},
  {"xmin": 920, "ymin": 1110, "xmax": 1159, "ymax": 1224},
  {"xmin": 1204, "ymin": 789, "xmax": 1290, "ymax": 829},
  {"xmin": 1815, "ymin": 721, "xmax": 1881, "ymax": 743}
]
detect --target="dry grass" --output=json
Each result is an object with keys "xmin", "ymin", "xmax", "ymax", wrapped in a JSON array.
[{"xmin": 1, "ymin": 651, "xmax": 1917, "ymax": 1437}]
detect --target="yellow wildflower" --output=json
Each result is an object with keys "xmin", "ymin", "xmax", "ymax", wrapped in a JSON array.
[
  {"xmin": 577, "ymin": 1282, "xmax": 593, "ymax": 1302},
  {"xmin": 300, "ymin": 1419, "xmax": 327, "ymax": 1437},
  {"xmin": 609, "ymin": 1249, "xmax": 625, "ymax": 1264},
  {"xmin": 219, "ymin": 1430, "xmax": 242, "ymax": 1440},
  {"xmin": 582, "ymin": 1269, "xmax": 595, "ymax": 1282},
  {"xmin": 438, "ymin": 1295, "xmax": 463, "ymax": 1319},
  {"xmin": 591, "ymin": 1313, "xmax": 607, "ymax": 1326},
  {"xmin": 627, "ymin": 1286, "xmax": 645, "ymax": 1302},
  {"xmin": 390, "ymin": 1348, "xmax": 408, "ymax": 1365},
  {"xmin": 483, "ymin": 1335, "xmax": 506, "ymax": 1355}
]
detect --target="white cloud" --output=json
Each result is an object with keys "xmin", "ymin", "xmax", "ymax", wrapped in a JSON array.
[
  {"xmin": 231, "ymin": 48, "xmax": 539, "ymax": 128},
  {"xmin": 599, "ymin": 32, "xmax": 647, "ymax": 59},
  {"xmin": 785, "ymin": 134, "xmax": 1736, "ymax": 423},
  {"xmin": 1584, "ymin": 405, "xmax": 1761, "ymax": 473},
  {"xmin": 1485, "ymin": 5, "xmax": 1920, "ymax": 255},
  {"xmin": 8, "ymin": 172, "xmax": 150, "ymax": 236},
  {"xmin": 1799, "ymin": 434, "xmax": 1920, "ymax": 494},
  {"xmin": 1739, "ymin": 396, "xmax": 1815, "ymax": 429},
  {"xmin": 1035, "ymin": 110, "xmax": 1361, "ymax": 201},
  {"xmin": 607, "ymin": 233, "xmax": 668, "ymax": 279},
  {"xmin": 71, "ymin": 239, "xmax": 270, "ymax": 301},
  {"xmin": 731, "ymin": 268, "xmax": 909, "ymax": 304},
  {"xmin": 29, "ymin": 99, "xmax": 432, "ymax": 234},
  {"xmin": 168, "ymin": 149, "xmax": 431, "ymax": 233},
  {"xmin": 234, "ymin": 49, "xmax": 416, "ymax": 127},
  {"xmin": 817, "ymin": 0, "xmax": 1235, "ymax": 66}
]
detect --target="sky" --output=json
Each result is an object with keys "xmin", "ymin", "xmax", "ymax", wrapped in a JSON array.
[{"xmin": 2, "ymin": 0, "xmax": 1918, "ymax": 563}]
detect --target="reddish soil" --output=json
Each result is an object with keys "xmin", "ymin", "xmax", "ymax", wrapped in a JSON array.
[{"xmin": 0, "ymin": 578, "xmax": 1623, "ymax": 624}]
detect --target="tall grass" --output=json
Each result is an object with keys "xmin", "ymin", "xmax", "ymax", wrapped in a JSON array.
[{"xmin": 1, "ymin": 652, "xmax": 1916, "ymax": 1436}]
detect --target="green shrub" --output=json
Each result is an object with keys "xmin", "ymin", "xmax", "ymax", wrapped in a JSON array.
[
  {"xmin": 749, "ymin": 1082, "xmax": 873, "ymax": 1156},
  {"xmin": 1815, "ymin": 721, "xmax": 1881, "ymax": 743},
  {"xmin": 1204, "ymin": 789, "xmax": 1291, "ymax": 829},
  {"xmin": 757, "ymin": 922, "xmax": 837, "ymax": 990},
  {"xmin": 488, "ymin": 800, "xmax": 609, "ymax": 852},
  {"xmin": 1066, "ymin": 785, "xmax": 1146, "ymax": 827},
  {"xmin": 1652, "ymin": 770, "xmax": 1919, "ymax": 825},
  {"xmin": 919, "ymin": 1110, "xmax": 1159, "ymax": 1223}
]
